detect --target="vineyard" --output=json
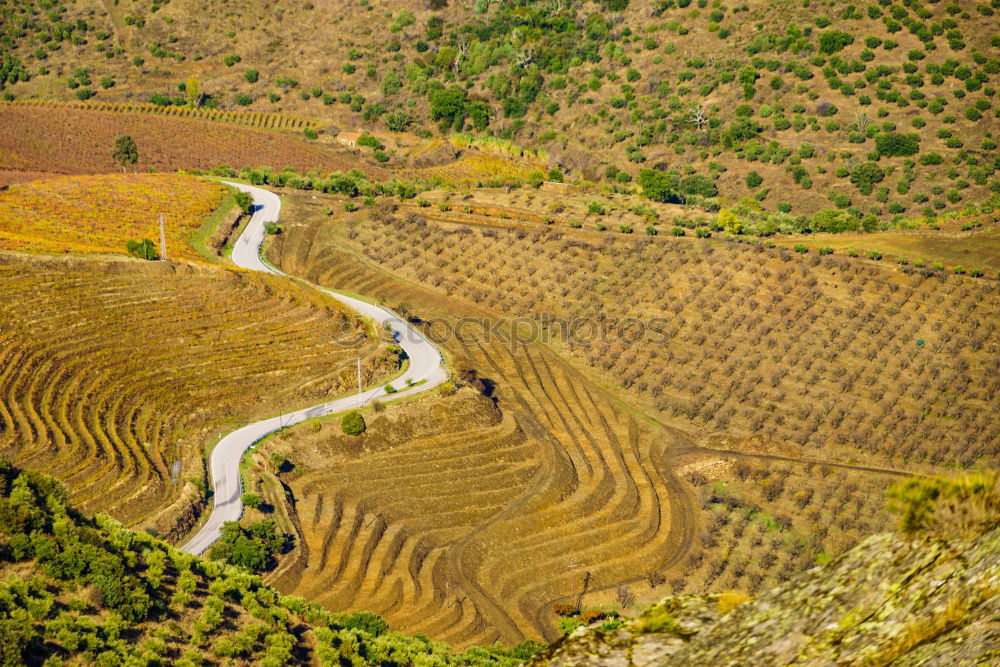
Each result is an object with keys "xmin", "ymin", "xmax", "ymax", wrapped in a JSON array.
[
  {"xmin": 248, "ymin": 192, "xmax": 936, "ymax": 645},
  {"xmin": 0, "ymin": 105, "xmax": 349, "ymax": 181},
  {"xmin": 3, "ymin": 99, "xmax": 318, "ymax": 130},
  {"xmin": 0, "ymin": 173, "xmax": 226, "ymax": 262},
  {"xmin": 407, "ymin": 153, "xmax": 544, "ymax": 186},
  {"xmin": 0, "ymin": 252, "xmax": 392, "ymax": 539}
]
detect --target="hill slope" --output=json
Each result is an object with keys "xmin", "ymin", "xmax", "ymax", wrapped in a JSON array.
[
  {"xmin": 532, "ymin": 474, "xmax": 1000, "ymax": 665},
  {"xmin": 0, "ymin": 458, "xmax": 542, "ymax": 665},
  {"xmin": 2, "ymin": 0, "xmax": 997, "ymax": 216}
]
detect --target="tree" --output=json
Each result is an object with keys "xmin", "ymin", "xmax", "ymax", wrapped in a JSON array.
[
  {"xmin": 717, "ymin": 209, "xmax": 742, "ymax": 234},
  {"xmin": 242, "ymin": 492, "xmax": 263, "ymax": 510},
  {"xmin": 341, "ymin": 411, "xmax": 366, "ymax": 436},
  {"xmin": 112, "ymin": 135, "xmax": 138, "ymax": 172},
  {"xmin": 209, "ymin": 520, "xmax": 288, "ymax": 572},
  {"xmin": 186, "ymin": 76, "xmax": 201, "ymax": 108},
  {"xmin": 233, "ymin": 191, "xmax": 254, "ymax": 214},
  {"xmin": 818, "ymin": 30, "xmax": 854, "ymax": 54},
  {"xmin": 428, "ymin": 86, "xmax": 466, "ymax": 131},
  {"xmin": 638, "ymin": 168, "xmax": 681, "ymax": 203}
]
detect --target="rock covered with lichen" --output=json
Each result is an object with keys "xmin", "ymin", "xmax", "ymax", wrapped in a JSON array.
[{"xmin": 530, "ymin": 527, "xmax": 1000, "ymax": 666}]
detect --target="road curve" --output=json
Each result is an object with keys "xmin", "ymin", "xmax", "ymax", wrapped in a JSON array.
[{"xmin": 181, "ymin": 182, "xmax": 448, "ymax": 555}]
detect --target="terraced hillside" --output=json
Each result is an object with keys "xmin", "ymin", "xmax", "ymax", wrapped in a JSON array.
[
  {"xmin": 241, "ymin": 192, "xmax": 916, "ymax": 645},
  {"xmin": 0, "ymin": 253, "xmax": 394, "ymax": 538}
]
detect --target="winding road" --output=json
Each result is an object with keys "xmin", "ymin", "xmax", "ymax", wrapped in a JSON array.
[{"xmin": 181, "ymin": 183, "xmax": 448, "ymax": 555}]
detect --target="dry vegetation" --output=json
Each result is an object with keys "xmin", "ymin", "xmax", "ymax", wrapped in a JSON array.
[
  {"xmin": 0, "ymin": 173, "xmax": 225, "ymax": 260},
  {"xmin": 0, "ymin": 252, "xmax": 394, "ymax": 539}
]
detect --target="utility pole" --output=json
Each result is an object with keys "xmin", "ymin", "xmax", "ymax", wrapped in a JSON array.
[{"xmin": 159, "ymin": 214, "xmax": 167, "ymax": 261}]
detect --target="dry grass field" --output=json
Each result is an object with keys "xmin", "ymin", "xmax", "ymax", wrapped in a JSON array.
[
  {"xmin": 0, "ymin": 173, "xmax": 226, "ymax": 260},
  {"xmin": 238, "ymin": 189, "xmax": 983, "ymax": 645},
  {"xmin": 0, "ymin": 252, "xmax": 396, "ymax": 538}
]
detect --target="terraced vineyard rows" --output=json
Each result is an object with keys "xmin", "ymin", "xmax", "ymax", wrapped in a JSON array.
[
  {"xmin": 407, "ymin": 153, "xmax": 543, "ymax": 186},
  {"xmin": 0, "ymin": 173, "xmax": 225, "ymax": 261},
  {"xmin": 0, "ymin": 253, "xmax": 392, "ymax": 538}
]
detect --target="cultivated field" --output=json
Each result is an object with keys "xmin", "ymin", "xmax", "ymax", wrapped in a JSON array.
[
  {"xmin": 0, "ymin": 173, "xmax": 226, "ymax": 261},
  {"xmin": 243, "ymin": 191, "xmax": 961, "ymax": 645},
  {"xmin": 345, "ymin": 203, "xmax": 1000, "ymax": 471},
  {"xmin": 0, "ymin": 105, "xmax": 360, "ymax": 182}
]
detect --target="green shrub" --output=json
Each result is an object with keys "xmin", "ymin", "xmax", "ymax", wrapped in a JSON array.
[
  {"xmin": 793, "ymin": 244, "xmax": 808, "ymax": 253},
  {"xmin": 125, "ymin": 238, "xmax": 157, "ymax": 260},
  {"xmin": 341, "ymin": 411, "xmax": 366, "ymax": 436},
  {"xmin": 850, "ymin": 161, "xmax": 885, "ymax": 194},
  {"xmin": 745, "ymin": 171, "xmax": 763, "ymax": 188},
  {"xmin": 818, "ymin": 30, "xmax": 853, "ymax": 54},
  {"xmin": 875, "ymin": 132, "xmax": 920, "ymax": 156},
  {"xmin": 867, "ymin": 250, "xmax": 883, "ymax": 260}
]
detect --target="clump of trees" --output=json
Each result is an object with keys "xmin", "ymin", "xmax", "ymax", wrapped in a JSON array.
[{"xmin": 209, "ymin": 520, "xmax": 289, "ymax": 572}]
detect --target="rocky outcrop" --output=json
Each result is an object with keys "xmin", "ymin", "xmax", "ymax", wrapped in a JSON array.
[{"xmin": 531, "ymin": 527, "xmax": 1000, "ymax": 666}]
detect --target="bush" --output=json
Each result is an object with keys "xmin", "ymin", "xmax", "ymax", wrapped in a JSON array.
[
  {"xmin": 125, "ymin": 238, "xmax": 157, "ymax": 260},
  {"xmin": 818, "ymin": 246, "xmax": 833, "ymax": 255},
  {"xmin": 793, "ymin": 244, "xmax": 808, "ymax": 253},
  {"xmin": 341, "ymin": 411, "xmax": 366, "ymax": 436},
  {"xmin": 867, "ymin": 250, "xmax": 883, "ymax": 260},
  {"xmin": 875, "ymin": 132, "xmax": 920, "ymax": 156},
  {"xmin": 357, "ymin": 133, "xmax": 382, "ymax": 149},
  {"xmin": 745, "ymin": 171, "xmax": 763, "ymax": 188},
  {"xmin": 208, "ymin": 520, "xmax": 288, "ymax": 572},
  {"xmin": 818, "ymin": 30, "xmax": 854, "ymax": 54},
  {"xmin": 850, "ymin": 162, "xmax": 885, "ymax": 194},
  {"xmin": 244, "ymin": 69, "xmax": 258, "ymax": 83},
  {"xmin": 242, "ymin": 492, "xmax": 263, "ymax": 509},
  {"xmin": 234, "ymin": 93, "xmax": 252, "ymax": 106}
]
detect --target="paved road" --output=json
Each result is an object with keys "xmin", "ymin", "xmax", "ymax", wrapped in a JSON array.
[{"xmin": 181, "ymin": 182, "xmax": 448, "ymax": 555}]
